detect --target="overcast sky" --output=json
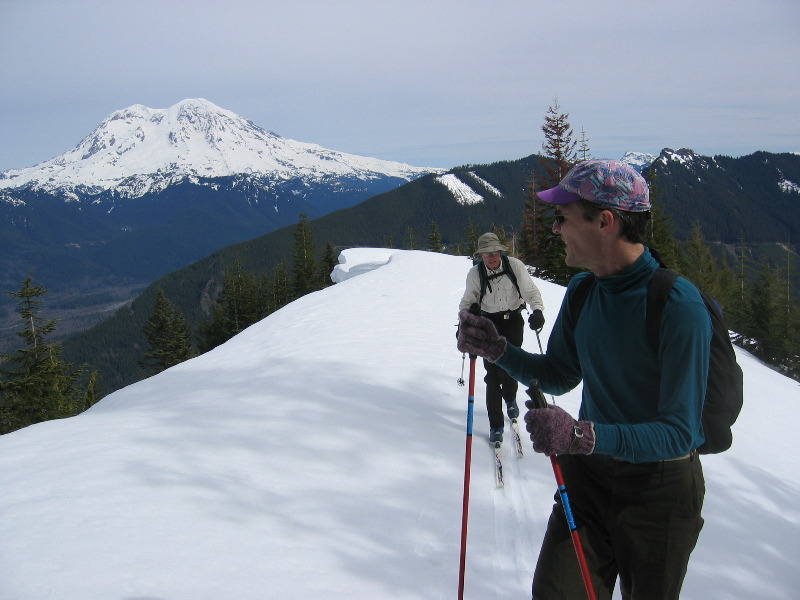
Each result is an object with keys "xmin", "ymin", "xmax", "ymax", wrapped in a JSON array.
[{"xmin": 1, "ymin": 0, "xmax": 798, "ymax": 172}]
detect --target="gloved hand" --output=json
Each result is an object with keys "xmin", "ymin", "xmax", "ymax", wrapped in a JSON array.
[
  {"xmin": 457, "ymin": 309, "xmax": 507, "ymax": 362},
  {"xmin": 523, "ymin": 401, "xmax": 595, "ymax": 455},
  {"xmin": 528, "ymin": 309, "xmax": 545, "ymax": 331}
]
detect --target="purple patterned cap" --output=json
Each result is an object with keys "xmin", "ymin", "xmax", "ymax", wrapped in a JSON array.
[{"xmin": 537, "ymin": 159, "xmax": 650, "ymax": 212}]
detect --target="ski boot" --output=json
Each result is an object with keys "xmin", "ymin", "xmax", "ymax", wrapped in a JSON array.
[{"xmin": 489, "ymin": 427, "xmax": 504, "ymax": 444}]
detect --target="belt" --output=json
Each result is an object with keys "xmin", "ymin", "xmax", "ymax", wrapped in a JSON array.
[
  {"xmin": 482, "ymin": 304, "xmax": 525, "ymax": 319},
  {"xmin": 612, "ymin": 450, "xmax": 696, "ymax": 464}
]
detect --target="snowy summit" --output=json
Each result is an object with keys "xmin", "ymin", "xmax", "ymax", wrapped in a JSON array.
[
  {"xmin": 0, "ymin": 99, "xmax": 440, "ymax": 197},
  {"xmin": 0, "ymin": 249, "xmax": 797, "ymax": 599}
]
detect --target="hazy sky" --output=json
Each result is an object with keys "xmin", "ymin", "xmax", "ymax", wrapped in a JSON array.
[{"xmin": 1, "ymin": 0, "xmax": 798, "ymax": 172}]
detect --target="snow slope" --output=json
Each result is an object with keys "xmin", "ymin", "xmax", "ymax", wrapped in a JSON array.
[{"xmin": 1, "ymin": 249, "xmax": 798, "ymax": 599}]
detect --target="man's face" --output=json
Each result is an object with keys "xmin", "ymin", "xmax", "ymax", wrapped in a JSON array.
[
  {"xmin": 552, "ymin": 202, "xmax": 600, "ymax": 269},
  {"xmin": 481, "ymin": 251, "xmax": 502, "ymax": 270}
]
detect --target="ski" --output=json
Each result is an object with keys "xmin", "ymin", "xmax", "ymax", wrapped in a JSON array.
[
  {"xmin": 511, "ymin": 419, "xmax": 524, "ymax": 457},
  {"xmin": 494, "ymin": 442, "xmax": 504, "ymax": 488}
]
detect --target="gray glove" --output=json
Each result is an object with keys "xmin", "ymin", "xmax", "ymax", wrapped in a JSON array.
[
  {"xmin": 523, "ymin": 401, "xmax": 595, "ymax": 455},
  {"xmin": 456, "ymin": 309, "xmax": 507, "ymax": 362}
]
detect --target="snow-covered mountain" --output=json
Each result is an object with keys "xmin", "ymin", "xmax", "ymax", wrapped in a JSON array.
[
  {"xmin": 1, "ymin": 249, "xmax": 797, "ymax": 599},
  {"xmin": 620, "ymin": 151, "xmax": 658, "ymax": 172},
  {"xmin": 0, "ymin": 98, "xmax": 440, "ymax": 198}
]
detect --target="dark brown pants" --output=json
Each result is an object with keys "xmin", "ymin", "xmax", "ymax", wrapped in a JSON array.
[{"xmin": 533, "ymin": 453, "xmax": 705, "ymax": 600}]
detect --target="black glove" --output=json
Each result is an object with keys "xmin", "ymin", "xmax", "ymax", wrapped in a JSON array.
[{"xmin": 528, "ymin": 309, "xmax": 545, "ymax": 331}]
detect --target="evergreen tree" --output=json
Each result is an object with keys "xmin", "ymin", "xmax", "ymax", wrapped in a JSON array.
[
  {"xmin": 318, "ymin": 241, "xmax": 338, "ymax": 288},
  {"xmin": 428, "ymin": 221, "xmax": 443, "ymax": 252},
  {"xmin": 726, "ymin": 238, "xmax": 755, "ymax": 339},
  {"xmin": 197, "ymin": 263, "xmax": 266, "ymax": 353},
  {"xmin": 292, "ymin": 213, "xmax": 317, "ymax": 298},
  {"xmin": 521, "ymin": 98, "xmax": 580, "ymax": 282},
  {"xmin": 139, "ymin": 289, "xmax": 195, "ymax": 377},
  {"xmin": 678, "ymin": 225, "xmax": 721, "ymax": 298},
  {"xmin": 644, "ymin": 170, "xmax": 681, "ymax": 269},
  {"xmin": 539, "ymin": 97, "xmax": 579, "ymax": 182},
  {"xmin": 0, "ymin": 276, "xmax": 98, "ymax": 434},
  {"xmin": 577, "ymin": 128, "xmax": 592, "ymax": 161},
  {"xmin": 748, "ymin": 261, "xmax": 785, "ymax": 365},
  {"xmin": 269, "ymin": 262, "xmax": 292, "ymax": 313},
  {"xmin": 405, "ymin": 226, "xmax": 417, "ymax": 250},
  {"xmin": 465, "ymin": 219, "xmax": 480, "ymax": 254}
]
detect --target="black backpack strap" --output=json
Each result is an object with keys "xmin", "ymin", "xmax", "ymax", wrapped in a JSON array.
[
  {"xmin": 478, "ymin": 261, "xmax": 489, "ymax": 303},
  {"xmin": 646, "ymin": 268, "xmax": 679, "ymax": 350},
  {"xmin": 569, "ymin": 274, "xmax": 596, "ymax": 323},
  {"xmin": 501, "ymin": 255, "xmax": 523, "ymax": 301}
]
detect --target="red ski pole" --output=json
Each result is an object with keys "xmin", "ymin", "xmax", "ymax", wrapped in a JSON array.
[
  {"xmin": 458, "ymin": 304, "xmax": 480, "ymax": 600},
  {"xmin": 527, "ymin": 380, "xmax": 597, "ymax": 600}
]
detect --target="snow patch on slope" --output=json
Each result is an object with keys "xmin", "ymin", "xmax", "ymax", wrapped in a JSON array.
[{"xmin": 435, "ymin": 173, "xmax": 484, "ymax": 205}]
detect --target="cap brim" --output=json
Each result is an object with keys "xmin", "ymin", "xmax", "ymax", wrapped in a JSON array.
[{"xmin": 537, "ymin": 185, "xmax": 581, "ymax": 205}]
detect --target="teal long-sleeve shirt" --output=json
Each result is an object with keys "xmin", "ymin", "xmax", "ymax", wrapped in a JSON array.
[{"xmin": 496, "ymin": 248, "xmax": 711, "ymax": 463}]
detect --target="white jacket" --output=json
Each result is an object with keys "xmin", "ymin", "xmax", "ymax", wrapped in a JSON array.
[{"xmin": 459, "ymin": 255, "xmax": 544, "ymax": 314}]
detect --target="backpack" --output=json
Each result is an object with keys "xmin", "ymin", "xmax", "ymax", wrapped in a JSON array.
[
  {"xmin": 569, "ymin": 267, "xmax": 744, "ymax": 454},
  {"xmin": 474, "ymin": 254, "xmax": 523, "ymax": 304}
]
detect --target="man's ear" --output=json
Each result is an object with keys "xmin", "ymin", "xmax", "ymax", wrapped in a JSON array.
[{"xmin": 598, "ymin": 209, "xmax": 615, "ymax": 231}]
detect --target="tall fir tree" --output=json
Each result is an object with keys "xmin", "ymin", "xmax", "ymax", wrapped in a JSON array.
[
  {"xmin": 428, "ymin": 221, "xmax": 443, "ymax": 252},
  {"xmin": 644, "ymin": 169, "xmax": 681, "ymax": 268},
  {"xmin": 748, "ymin": 261, "xmax": 785, "ymax": 365},
  {"xmin": 465, "ymin": 219, "xmax": 480, "ymax": 255},
  {"xmin": 1, "ymin": 276, "xmax": 98, "ymax": 433},
  {"xmin": 405, "ymin": 226, "xmax": 417, "ymax": 250},
  {"xmin": 269, "ymin": 262, "xmax": 292, "ymax": 313},
  {"xmin": 539, "ymin": 97, "xmax": 579, "ymax": 182},
  {"xmin": 577, "ymin": 128, "xmax": 592, "ymax": 161},
  {"xmin": 292, "ymin": 213, "xmax": 317, "ymax": 298},
  {"xmin": 139, "ymin": 289, "xmax": 195, "ymax": 377},
  {"xmin": 521, "ymin": 98, "xmax": 581, "ymax": 283},
  {"xmin": 318, "ymin": 241, "xmax": 338, "ymax": 288},
  {"xmin": 197, "ymin": 262, "xmax": 266, "ymax": 353}
]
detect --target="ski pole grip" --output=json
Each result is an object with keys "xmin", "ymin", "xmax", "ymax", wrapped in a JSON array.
[{"xmin": 526, "ymin": 379, "xmax": 548, "ymax": 410}]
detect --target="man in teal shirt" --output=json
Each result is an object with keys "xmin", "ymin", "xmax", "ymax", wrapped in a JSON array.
[{"xmin": 457, "ymin": 160, "xmax": 708, "ymax": 600}]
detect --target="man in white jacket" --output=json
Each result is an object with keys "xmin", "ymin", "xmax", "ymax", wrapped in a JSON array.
[{"xmin": 459, "ymin": 233, "xmax": 545, "ymax": 443}]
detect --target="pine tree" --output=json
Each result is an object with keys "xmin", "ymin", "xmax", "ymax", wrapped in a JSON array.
[
  {"xmin": 1, "ymin": 276, "xmax": 98, "ymax": 433},
  {"xmin": 465, "ymin": 219, "xmax": 480, "ymax": 254},
  {"xmin": 521, "ymin": 98, "xmax": 581, "ymax": 282},
  {"xmin": 269, "ymin": 262, "xmax": 292, "ymax": 313},
  {"xmin": 292, "ymin": 214, "xmax": 317, "ymax": 298},
  {"xmin": 428, "ymin": 221, "xmax": 443, "ymax": 252},
  {"xmin": 577, "ymin": 128, "xmax": 592, "ymax": 161},
  {"xmin": 539, "ymin": 97, "xmax": 579, "ymax": 182},
  {"xmin": 405, "ymin": 227, "xmax": 417, "ymax": 250},
  {"xmin": 139, "ymin": 289, "xmax": 195, "ymax": 377},
  {"xmin": 748, "ymin": 261, "xmax": 784, "ymax": 364},
  {"xmin": 645, "ymin": 170, "xmax": 681, "ymax": 268},
  {"xmin": 197, "ymin": 262, "xmax": 267, "ymax": 353},
  {"xmin": 678, "ymin": 225, "xmax": 721, "ymax": 297},
  {"xmin": 318, "ymin": 241, "xmax": 338, "ymax": 288}
]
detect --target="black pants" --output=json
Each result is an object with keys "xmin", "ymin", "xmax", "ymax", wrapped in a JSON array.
[
  {"xmin": 532, "ymin": 453, "xmax": 705, "ymax": 600},
  {"xmin": 482, "ymin": 310, "xmax": 524, "ymax": 429}
]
